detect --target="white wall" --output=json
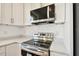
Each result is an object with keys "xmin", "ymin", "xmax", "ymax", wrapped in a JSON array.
[
  {"xmin": 0, "ymin": 25, "xmax": 23, "ymax": 38},
  {"xmin": 64, "ymin": 3, "xmax": 73, "ymax": 56},
  {"xmin": 23, "ymin": 23, "xmax": 68, "ymax": 54},
  {"xmin": 24, "ymin": 24, "xmax": 64, "ymax": 39}
]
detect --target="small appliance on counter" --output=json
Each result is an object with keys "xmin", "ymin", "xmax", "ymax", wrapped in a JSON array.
[{"xmin": 21, "ymin": 32, "xmax": 54, "ymax": 56}]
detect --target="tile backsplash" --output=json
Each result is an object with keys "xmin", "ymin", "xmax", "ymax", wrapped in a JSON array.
[
  {"xmin": 23, "ymin": 24, "xmax": 64, "ymax": 40},
  {"xmin": 0, "ymin": 25, "xmax": 23, "ymax": 38}
]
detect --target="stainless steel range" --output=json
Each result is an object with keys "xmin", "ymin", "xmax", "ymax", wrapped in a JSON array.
[{"xmin": 21, "ymin": 33, "xmax": 54, "ymax": 56}]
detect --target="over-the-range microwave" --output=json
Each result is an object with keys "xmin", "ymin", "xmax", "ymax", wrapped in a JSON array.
[{"xmin": 30, "ymin": 4, "xmax": 55, "ymax": 24}]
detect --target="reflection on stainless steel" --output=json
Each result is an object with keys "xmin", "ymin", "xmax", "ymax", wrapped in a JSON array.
[
  {"xmin": 21, "ymin": 38, "xmax": 53, "ymax": 56},
  {"xmin": 21, "ymin": 32, "xmax": 54, "ymax": 56},
  {"xmin": 21, "ymin": 40, "xmax": 50, "ymax": 56},
  {"xmin": 33, "ymin": 32, "xmax": 54, "ymax": 43}
]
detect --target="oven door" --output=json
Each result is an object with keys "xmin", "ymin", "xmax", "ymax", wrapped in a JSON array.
[
  {"xmin": 21, "ymin": 49, "xmax": 39, "ymax": 56},
  {"xmin": 21, "ymin": 45, "xmax": 49, "ymax": 56}
]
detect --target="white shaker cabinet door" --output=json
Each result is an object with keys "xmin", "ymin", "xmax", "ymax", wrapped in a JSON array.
[
  {"xmin": 24, "ymin": 3, "xmax": 32, "ymax": 25},
  {"xmin": 12, "ymin": 3, "xmax": 24, "ymax": 25},
  {"xmin": 0, "ymin": 46, "xmax": 5, "ymax": 56},
  {"xmin": 55, "ymin": 3, "xmax": 66, "ymax": 23},
  {"xmin": 6, "ymin": 43, "xmax": 21, "ymax": 56},
  {"xmin": 31, "ymin": 3, "xmax": 41, "ymax": 10},
  {"xmin": 1, "ymin": 3, "xmax": 12, "ymax": 24},
  {"xmin": 0, "ymin": 3, "xmax": 1, "ymax": 24}
]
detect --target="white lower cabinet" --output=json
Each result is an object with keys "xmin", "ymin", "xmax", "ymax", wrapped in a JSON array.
[
  {"xmin": 0, "ymin": 46, "xmax": 5, "ymax": 56},
  {"xmin": 6, "ymin": 43, "xmax": 21, "ymax": 56},
  {"xmin": 50, "ymin": 51, "xmax": 68, "ymax": 56},
  {"xmin": 0, "ymin": 43, "xmax": 21, "ymax": 56},
  {"xmin": 50, "ymin": 52, "xmax": 63, "ymax": 56},
  {"xmin": 0, "ymin": 53, "xmax": 5, "ymax": 56}
]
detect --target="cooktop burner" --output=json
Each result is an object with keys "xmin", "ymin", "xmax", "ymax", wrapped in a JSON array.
[{"xmin": 22, "ymin": 39, "xmax": 52, "ymax": 49}]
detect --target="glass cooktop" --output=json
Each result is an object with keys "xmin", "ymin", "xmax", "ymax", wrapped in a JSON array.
[{"xmin": 21, "ymin": 39, "xmax": 52, "ymax": 49}]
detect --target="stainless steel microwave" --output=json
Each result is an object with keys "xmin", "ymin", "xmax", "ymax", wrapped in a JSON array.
[{"xmin": 30, "ymin": 4, "xmax": 55, "ymax": 24}]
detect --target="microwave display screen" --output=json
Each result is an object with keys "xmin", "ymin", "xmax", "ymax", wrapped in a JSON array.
[{"xmin": 31, "ymin": 6, "xmax": 47, "ymax": 20}]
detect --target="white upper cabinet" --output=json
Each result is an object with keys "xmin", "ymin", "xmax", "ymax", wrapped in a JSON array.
[
  {"xmin": 41, "ymin": 3, "xmax": 53, "ymax": 7},
  {"xmin": 1, "ymin": 3, "xmax": 24, "ymax": 25},
  {"xmin": 55, "ymin": 3, "xmax": 66, "ymax": 23},
  {"xmin": 0, "ymin": 3, "xmax": 2, "ymax": 24},
  {"xmin": 0, "ymin": 4, "xmax": 1, "ymax": 24},
  {"xmin": 12, "ymin": 3, "xmax": 24, "ymax": 25},
  {"xmin": 31, "ymin": 3, "xmax": 41, "ymax": 10},
  {"xmin": 24, "ymin": 3, "xmax": 32, "ymax": 25},
  {"xmin": 24, "ymin": 3, "xmax": 41, "ymax": 25},
  {"xmin": 1, "ymin": 3, "xmax": 12, "ymax": 24},
  {"xmin": 0, "ymin": 3, "xmax": 66, "ymax": 25}
]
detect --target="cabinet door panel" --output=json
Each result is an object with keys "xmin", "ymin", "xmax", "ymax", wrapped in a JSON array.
[
  {"xmin": 55, "ymin": 3, "xmax": 66, "ymax": 23},
  {"xmin": 0, "ymin": 4, "xmax": 1, "ymax": 24},
  {"xmin": 24, "ymin": 3, "xmax": 32, "ymax": 25},
  {"xmin": 0, "ymin": 46, "xmax": 5, "ymax": 56},
  {"xmin": 6, "ymin": 43, "xmax": 21, "ymax": 56},
  {"xmin": 1, "ymin": 3, "xmax": 12, "ymax": 24},
  {"xmin": 31, "ymin": 3, "xmax": 41, "ymax": 10},
  {"xmin": 12, "ymin": 3, "xmax": 24, "ymax": 25}
]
